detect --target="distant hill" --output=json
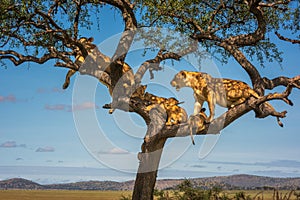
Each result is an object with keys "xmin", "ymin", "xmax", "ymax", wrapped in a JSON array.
[
  {"xmin": 0, "ymin": 178, "xmax": 45, "ymax": 190},
  {"xmin": 190, "ymin": 174, "xmax": 300, "ymax": 190},
  {"xmin": 1, "ymin": 175, "xmax": 300, "ymax": 191}
]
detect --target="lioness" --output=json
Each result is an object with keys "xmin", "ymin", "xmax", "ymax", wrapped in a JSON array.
[{"xmin": 171, "ymin": 70, "xmax": 283, "ymax": 126}]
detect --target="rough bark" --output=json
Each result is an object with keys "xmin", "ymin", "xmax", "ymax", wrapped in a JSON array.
[
  {"xmin": 132, "ymin": 108, "xmax": 167, "ymax": 200},
  {"xmin": 132, "ymin": 138, "xmax": 166, "ymax": 200}
]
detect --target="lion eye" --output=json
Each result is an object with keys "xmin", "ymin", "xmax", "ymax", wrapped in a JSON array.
[{"xmin": 180, "ymin": 71, "xmax": 186, "ymax": 78}]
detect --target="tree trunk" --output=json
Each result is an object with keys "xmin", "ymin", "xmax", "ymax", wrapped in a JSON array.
[
  {"xmin": 132, "ymin": 138, "xmax": 166, "ymax": 200},
  {"xmin": 132, "ymin": 108, "xmax": 167, "ymax": 200}
]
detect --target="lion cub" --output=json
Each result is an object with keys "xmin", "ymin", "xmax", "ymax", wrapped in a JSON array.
[
  {"xmin": 171, "ymin": 70, "xmax": 282, "ymax": 126},
  {"xmin": 144, "ymin": 93, "xmax": 187, "ymax": 126}
]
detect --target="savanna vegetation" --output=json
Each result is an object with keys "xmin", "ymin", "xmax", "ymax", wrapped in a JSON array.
[{"xmin": 150, "ymin": 180, "xmax": 300, "ymax": 200}]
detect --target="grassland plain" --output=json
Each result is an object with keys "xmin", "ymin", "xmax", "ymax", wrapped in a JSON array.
[
  {"xmin": 1, "ymin": 190, "xmax": 299, "ymax": 200},
  {"xmin": 0, "ymin": 190, "xmax": 132, "ymax": 200}
]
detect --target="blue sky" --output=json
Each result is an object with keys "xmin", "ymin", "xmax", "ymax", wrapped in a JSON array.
[{"xmin": 0, "ymin": 6, "xmax": 300, "ymax": 184}]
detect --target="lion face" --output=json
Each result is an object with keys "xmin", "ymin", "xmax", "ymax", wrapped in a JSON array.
[
  {"xmin": 78, "ymin": 37, "xmax": 96, "ymax": 50},
  {"xmin": 170, "ymin": 70, "xmax": 188, "ymax": 91}
]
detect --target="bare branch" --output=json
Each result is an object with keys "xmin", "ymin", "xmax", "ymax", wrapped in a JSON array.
[
  {"xmin": 262, "ymin": 75, "xmax": 300, "ymax": 91},
  {"xmin": 134, "ymin": 41, "xmax": 198, "ymax": 85},
  {"xmin": 275, "ymin": 31, "xmax": 300, "ymax": 44},
  {"xmin": 54, "ymin": 61, "xmax": 78, "ymax": 70},
  {"xmin": 253, "ymin": 84, "xmax": 294, "ymax": 106},
  {"xmin": 0, "ymin": 50, "xmax": 55, "ymax": 66}
]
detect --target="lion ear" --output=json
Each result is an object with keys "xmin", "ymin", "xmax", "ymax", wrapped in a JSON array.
[
  {"xmin": 180, "ymin": 71, "xmax": 186, "ymax": 78},
  {"xmin": 88, "ymin": 37, "xmax": 94, "ymax": 42}
]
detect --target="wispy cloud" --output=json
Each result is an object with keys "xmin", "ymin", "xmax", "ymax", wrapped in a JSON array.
[
  {"xmin": 207, "ymin": 160, "xmax": 300, "ymax": 168},
  {"xmin": 45, "ymin": 104, "xmax": 67, "ymax": 111},
  {"xmin": 0, "ymin": 94, "xmax": 16, "ymax": 103},
  {"xmin": 248, "ymin": 169, "xmax": 300, "ymax": 177},
  {"xmin": 258, "ymin": 160, "xmax": 300, "ymax": 168},
  {"xmin": 98, "ymin": 148, "xmax": 130, "ymax": 155},
  {"xmin": 0, "ymin": 141, "xmax": 26, "ymax": 148},
  {"xmin": 36, "ymin": 87, "xmax": 64, "ymax": 94},
  {"xmin": 190, "ymin": 165, "xmax": 206, "ymax": 168},
  {"xmin": 45, "ymin": 102, "xmax": 98, "ymax": 112},
  {"xmin": 0, "ymin": 94, "xmax": 28, "ymax": 103},
  {"xmin": 208, "ymin": 161, "xmax": 251, "ymax": 166},
  {"xmin": 70, "ymin": 102, "xmax": 99, "ymax": 112},
  {"xmin": 36, "ymin": 146, "xmax": 55, "ymax": 152},
  {"xmin": 0, "ymin": 141, "xmax": 17, "ymax": 148}
]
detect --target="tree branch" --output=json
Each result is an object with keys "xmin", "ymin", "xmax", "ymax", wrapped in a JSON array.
[
  {"xmin": 151, "ymin": 75, "xmax": 299, "ymax": 140},
  {"xmin": 207, "ymin": 1, "xmax": 226, "ymax": 31},
  {"xmin": 263, "ymin": 75, "xmax": 300, "ymax": 90},
  {"xmin": 34, "ymin": 9, "xmax": 64, "ymax": 31},
  {"xmin": 259, "ymin": 1, "xmax": 291, "ymax": 9},
  {"xmin": 73, "ymin": 0, "xmax": 82, "ymax": 40},
  {"xmin": 224, "ymin": 0, "xmax": 266, "ymax": 47},
  {"xmin": 134, "ymin": 41, "xmax": 198, "ymax": 85},
  {"xmin": 0, "ymin": 50, "xmax": 55, "ymax": 66},
  {"xmin": 100, "ymin": 0, "xmax": 137, "ymax": 62},
  {"xmin": 253, "ymin": 83, "xmax": 294, "ymax": 106},
  {"xmin": 219, "ymin": 43, "xmax": 264, "ymax": 94},
  {"xmin": 275, "ymin": 31, "xmax": 300, "ymax": 44}
]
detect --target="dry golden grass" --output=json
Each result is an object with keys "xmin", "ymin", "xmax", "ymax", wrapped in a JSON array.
[
  {"xmin": 0, "ymin": 190, "xmax": 132, "ymax": 200},
  {"xmin": 1, "ymin": 190, "xmax": 299, "ymax": 200}
]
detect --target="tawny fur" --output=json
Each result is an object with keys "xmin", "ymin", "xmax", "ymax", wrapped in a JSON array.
[
  {"xmin": 171, "ymin": 70, "xmax": 283, "ymax": 126},
  {"xmin": 144, "ymin": 93, "xmax": 187, "ymax": 126},
  {"xmin": 62, "ymin": 37, "xmax": 135, "ymax": 114}
]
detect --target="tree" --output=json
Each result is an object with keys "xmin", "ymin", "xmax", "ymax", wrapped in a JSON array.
[{"xmin": 1, "ymin": 0, "xmax": 300, "ymax": 200}]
